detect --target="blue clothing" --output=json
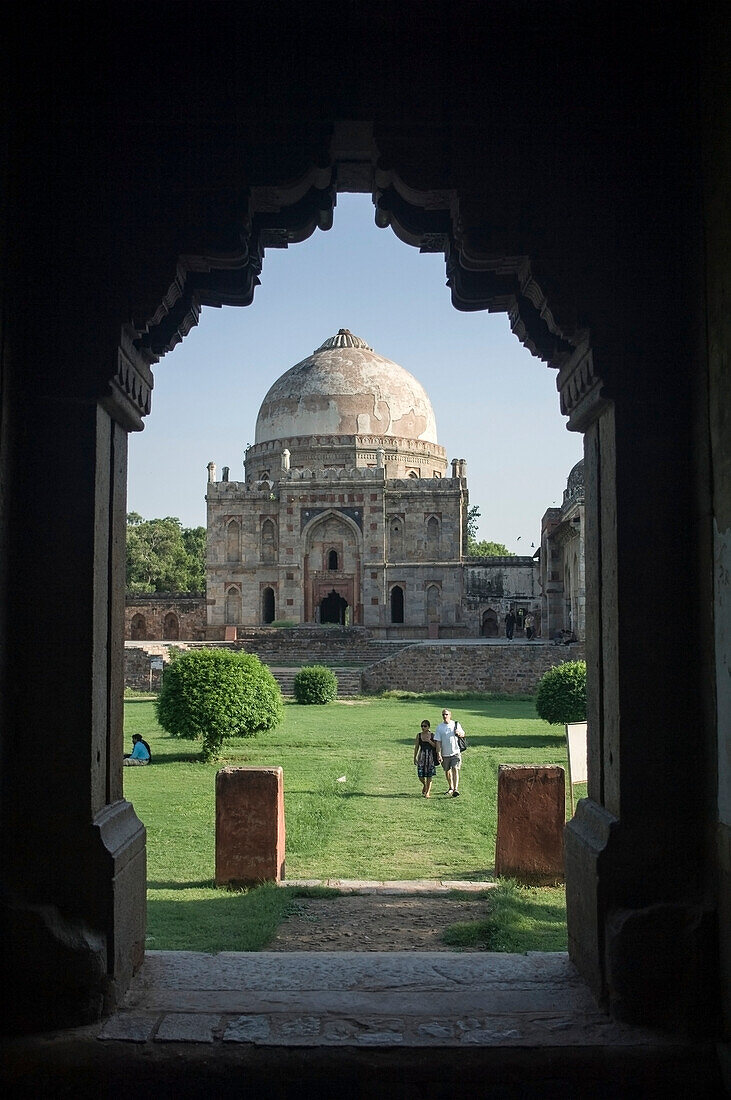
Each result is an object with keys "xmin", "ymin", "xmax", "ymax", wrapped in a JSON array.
[{"xmin": 130, "ymin": 741, "xmax": 150, "ymax": 762}]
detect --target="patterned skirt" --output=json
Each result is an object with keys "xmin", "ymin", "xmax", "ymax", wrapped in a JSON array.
[{"xmin": 416, "ymin": 744, "xmax": 438, "ymax": 779}]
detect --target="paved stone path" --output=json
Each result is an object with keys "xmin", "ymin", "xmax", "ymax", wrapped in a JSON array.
[{"xmin": 99, "ymin": 949, "xmax": 667, "ymax": 1050}]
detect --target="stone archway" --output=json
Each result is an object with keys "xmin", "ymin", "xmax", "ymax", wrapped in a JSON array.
[{"xmin": 4, "ymin": 19, "xmax": 722, "ymax": 1040}]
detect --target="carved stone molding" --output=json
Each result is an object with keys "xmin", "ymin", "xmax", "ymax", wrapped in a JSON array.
[
  {"xmin": 126, "ymin": 141, "xmax": 597, "ymax": 428},
  {"xmin": 374, "ymin": 174, "xmax": 579, "ymax": 372},
  {"xmin": 130, "ymin": 166, "xmax": 338, "ymax": 368}
]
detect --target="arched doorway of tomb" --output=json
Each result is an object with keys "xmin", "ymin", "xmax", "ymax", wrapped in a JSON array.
[
  {"xmin": 482, "ymin": 608, "xmax": 499, "ymax": 637},
  {"xmin": 262, "ymin": 586, "xmax": 275, "ymax": 624},
  {"xmin": 390, "ymin": 584, "xmax": 405, "ymax": 624},
  {"xmin": 130, "ymin": 613, "xmax": 146, "ymax": 640},
  {"xmin": 163, "ymin": 612, "xmax": 179, "ymax": 640},
  {"xmin": 303, "ymin": 510, "xmax": 361, "ymax": 625},
  {"xmin": 320, "ymin": 589, "xmax": 348, "ymax": 624}
]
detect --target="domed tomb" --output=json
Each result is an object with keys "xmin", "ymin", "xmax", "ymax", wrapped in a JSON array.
[{"xmin": 246, "ymin": 330, "xmax": 447, "ymax": 480}]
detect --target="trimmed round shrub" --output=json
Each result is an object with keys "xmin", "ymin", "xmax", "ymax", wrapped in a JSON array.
[
  {"xmin": 156, "ymin": 648, "xmax": 283, "ymax": 761},
  {"xmin": 535, "ymin": 660, "xmax": 587, "ymax": 725},
  {"xmin": 293, "ymin": 664, "xmax": 338, "ymax": 705}
]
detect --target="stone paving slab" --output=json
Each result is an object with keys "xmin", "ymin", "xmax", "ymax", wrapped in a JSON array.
[
  {"xmin": 108, "ymin": 951, "xmax": 675, "ymax": 1050},
  {"xmin": 98, "ymin": 1013, "xmax": 158, "ymax": 1043},
  {"xmin": 132, "ymin": 950, "xmax": 577, "ymax": 994},
  {"xmin": 155, "ymin": 1013, "xmax": 221, "ymax": 1043},
  {"xmin": 283, "ymin": 878, "xmax": 496, "ymax": 894}
]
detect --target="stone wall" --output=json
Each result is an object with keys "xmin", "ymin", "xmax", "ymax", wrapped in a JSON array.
[
  {"xmin": 362, "ymin": 642, "xmax": 586, "ymax": 695},
  {"xmin": 125, "ymin": 595, "xmax": 206, "ymax": 640}
]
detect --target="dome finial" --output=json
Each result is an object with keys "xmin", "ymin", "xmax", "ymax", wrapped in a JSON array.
[{"xmin": 316, "ymin": 330, "xmax": 373, "ymax": 352}]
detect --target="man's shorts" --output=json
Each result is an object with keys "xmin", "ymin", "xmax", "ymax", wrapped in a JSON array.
[{"xmin": 441, "ymin": 753, "xmax": 461, "ymax": 771}]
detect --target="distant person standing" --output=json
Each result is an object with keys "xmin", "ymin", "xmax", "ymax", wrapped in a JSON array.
[
  {"xmin": 525, "ymin": 613, "xmax": 535, "ymax": 640},
  {"xmin": 433, "ymin": 708, "xmax": 466, "ymax": 797},
  {"xmin": 505, "ymin": 610, "xmax": 516, "ymax": 640}
]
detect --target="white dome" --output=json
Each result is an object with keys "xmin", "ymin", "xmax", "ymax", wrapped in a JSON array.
[{"xmin": 255, "ymin": 330, "xmax": 438, "ymax": 444}]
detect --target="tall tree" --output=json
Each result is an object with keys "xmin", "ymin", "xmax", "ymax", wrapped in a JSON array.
[
  {"xmin": 126, "ymin": 515, "xmax": 206, "ymax": 593},
  {"xmin": 466, "ymin": 506, "xmax": 514, "ymax": 557}
]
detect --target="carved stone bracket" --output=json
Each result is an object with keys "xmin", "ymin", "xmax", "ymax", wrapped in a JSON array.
[
  {"xmin": 130, "ymin": 166, "xmax": 338, "ymax": 370},
  {"xmin": 374, "ymin": 174, "xmax": 580, "ymax": 371},
  {"xmin": 103, "ymin": 326, "xmax": 154, "ymax": 432},
  {"xmin": 557, "ymin": 339, "xmax": 610, "ymax": 432}
]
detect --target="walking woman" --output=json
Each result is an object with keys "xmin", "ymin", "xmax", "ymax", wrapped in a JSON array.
[{"xmin": 414, "ymin": 719, "xmax": 441, "ymax": 797}]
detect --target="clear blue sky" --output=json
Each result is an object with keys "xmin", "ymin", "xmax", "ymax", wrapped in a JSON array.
[{"xmin": 127, "ymin": 193, "xmax": 582, "ymax": 552}]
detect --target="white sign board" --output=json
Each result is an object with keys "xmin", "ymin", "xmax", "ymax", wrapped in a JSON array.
[
  {"xmin": 565, "ymin": 722, "xmax": 588, "ymax": 817},
  {"xmin": 150, "ymin": 657, "xmax": 164, "ymax": 671},
  {"xmin": 566, "ymin": 721, "xmax": 588, "ymax": 785}
]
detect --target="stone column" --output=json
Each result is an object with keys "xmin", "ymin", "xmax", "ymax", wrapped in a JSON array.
[
  {"xmin": 2, "ymin": 334, "xmax": 150, "ymax": 1030},
  {"xmin": 561, "ymin": 336, "xmax": 717, "ymax": 1031}
]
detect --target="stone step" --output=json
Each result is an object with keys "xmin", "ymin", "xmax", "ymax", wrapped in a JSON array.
[{"xmin": 268, "ymin": 667, "xmax": 363, "ymax": 697}]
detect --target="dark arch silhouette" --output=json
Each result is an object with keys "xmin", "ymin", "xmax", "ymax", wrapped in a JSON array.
[
  {"xmin": 390, "ymin": 585, "xmax": 404, "ymax": 624},
  {"xmin": 320, "ymin": 589, "xmax": 347, "ymax": 624}
]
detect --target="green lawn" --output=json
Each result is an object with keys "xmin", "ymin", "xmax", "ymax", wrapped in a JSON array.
[{"xmin": 124, "ymin": 693, "xmax": 583, "ymax": 951}]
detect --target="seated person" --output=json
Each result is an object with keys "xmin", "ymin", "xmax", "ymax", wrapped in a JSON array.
[{"xmin": 123, "ymin": 733, "xmax": 151, "ymax": 766}]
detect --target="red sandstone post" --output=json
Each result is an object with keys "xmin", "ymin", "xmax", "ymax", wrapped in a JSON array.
[
  {"xmin": 215, "ymin": 767, "xmax": 285, "ymax": 887},
  {"xmin": 494, "ymin": 765, "xmax": 565, "ymax": 885}
]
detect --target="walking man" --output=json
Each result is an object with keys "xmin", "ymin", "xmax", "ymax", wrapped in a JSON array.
[
  {"xmin": 433, "ymin": 708, "xmax": 466, "ymax": 797},
  {"xmin": 505, "ymin": 609, "xmax": 516, "ymax": 640}
]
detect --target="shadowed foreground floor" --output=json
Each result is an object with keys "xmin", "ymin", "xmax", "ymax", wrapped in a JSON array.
[{"xmin": 4, "ymin": 951, "xmax": 723, "ymax": 1097}]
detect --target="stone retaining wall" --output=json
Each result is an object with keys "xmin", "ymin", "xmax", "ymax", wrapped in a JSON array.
[
  {"xmin": 361, "ymin": 643, "xmax": 585, "ymax": 695},
  {"xmin": 125, "ymin": 595, "xmax": 206, "ymax": 641}
]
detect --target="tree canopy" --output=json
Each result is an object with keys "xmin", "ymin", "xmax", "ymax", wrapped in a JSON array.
[
  {"xmin": 466, "ymin": 506, "xmax": 514, "ymax": 558},
  {"xmin": 126, "ymin": 514, "xmax": 206, "ymax": 594},
  {"xmin": 156, "ymin": 648, "xmax": 283, "ymax": 761}
]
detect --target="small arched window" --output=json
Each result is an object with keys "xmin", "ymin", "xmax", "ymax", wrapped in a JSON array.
[
  {"xmin": 328, "ymin": 548, "xmax": 338, "ymax": 570},
  {"xmin": 226, "ymin": 519, "xmax": 240, "ymax": 562},
  {"xmin": 390, "ymin": 585, "xmax": 404, "ymax": 624}
]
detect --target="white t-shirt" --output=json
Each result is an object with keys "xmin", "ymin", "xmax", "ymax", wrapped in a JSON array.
[{"xmin": 434, "ymin": 720, "xmax": 464, "ymax": 757}]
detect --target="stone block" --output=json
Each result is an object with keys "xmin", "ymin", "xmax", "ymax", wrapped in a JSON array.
[
  {"xmin": 495, "ymin": 765, "xmax": 565, "ymax": 884},
  {"xmin": 215, "ymin": 767, "xmax": 285, "ymax": 887}
]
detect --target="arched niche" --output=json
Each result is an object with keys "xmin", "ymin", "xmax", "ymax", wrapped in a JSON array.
[
  {"xmin": 130, "ymin": 613, "xmax": 146, "ymax": 640},
  {"xmin": 226, "ymin": 519, "xmax": 241, "ymax": 563},
  {"xmin": 162, "ymin": 612, "xmax": 179, "ymax": 640}
]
